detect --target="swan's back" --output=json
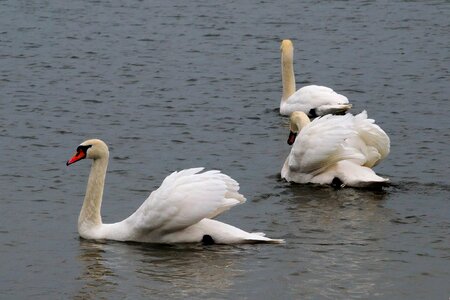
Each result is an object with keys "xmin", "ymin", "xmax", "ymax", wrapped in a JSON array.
[
  {"xmin": 281, "ymin": 85, "xmax": 350, "ymax": 116},
  {"xmin": 282, "ymin": 111, "xmax": 390, "ymax": 186},
  {"xmin": 288, "ymin": 113, "xmax": 356, "ymax": 175},
  {"xmin": 295, "ymin": 85, "xmax": 349, "ymax": 106}
]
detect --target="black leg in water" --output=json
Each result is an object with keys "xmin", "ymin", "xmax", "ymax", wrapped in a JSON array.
[
  {"xmin": 201, "ymin": 235, "xmax": 215, "ymax": 245},
  {"xmin": 331, "ymin": 177, "xmax": 345, "ymax": 189}
]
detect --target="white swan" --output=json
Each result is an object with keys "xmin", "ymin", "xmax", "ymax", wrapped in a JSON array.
[
  {"xmin": 281, "ymin": 111, "xmax": 390, "ymax": 188},
  {"xmin": 66, "ymin": 139, "xmax": 283, "ymax": 244},
  {"xmin": 280, "ymin": 39, "xmax": 352, "ymax": 117}
]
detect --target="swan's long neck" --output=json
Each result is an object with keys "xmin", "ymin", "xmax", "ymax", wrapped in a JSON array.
[
  {"xmin": 281, "ymin": 46, "xmax": 296, "ymax": 102},
  {"xmin": 78, "ymin": 157, "xmax": 108, "ymax": 230},
  {"xmin": 290, "ymin": 112, "xmax": 311, "ymax": 132}
]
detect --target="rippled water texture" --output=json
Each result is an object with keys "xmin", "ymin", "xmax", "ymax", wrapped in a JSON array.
[{"xmin": 1, "ymin": 0, "xmax": 449, "ymax": 299}]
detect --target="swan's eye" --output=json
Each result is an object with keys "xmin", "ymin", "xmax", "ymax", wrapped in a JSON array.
[{"xmin": 76, "ymin": 145, "xmax": 92, "ymax": 154}]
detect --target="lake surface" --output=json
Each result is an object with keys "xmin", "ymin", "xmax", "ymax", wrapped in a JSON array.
[{"xmin": 1, "ymin": 0, "xmax": 449, "ymax": 299}]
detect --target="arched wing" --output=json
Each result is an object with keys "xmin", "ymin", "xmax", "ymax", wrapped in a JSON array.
[
  {"xmin": 353, "ymin": 111, "xmax": 390, "ymax": 166},
  {"xmin": 288, "ymin": 114, "xmax": 361, "ymax": 175},
  {"xmin": 123, "ymin": 168, "xmax": 245, "ymax": 236}
]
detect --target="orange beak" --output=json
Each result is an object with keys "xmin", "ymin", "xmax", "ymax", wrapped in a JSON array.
[{"xmin": 66, "ymin": 150, "xmax": 86, "ymax": 166}]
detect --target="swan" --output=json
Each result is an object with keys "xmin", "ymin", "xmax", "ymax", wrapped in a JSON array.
[
  {"xmin": 280, "ymin": 39, "xmax": 352, "ymax": 117},
  {"xmin": 281, "ymin": 111, "xmax": 390, "ymax": 188},
  {"xmin": 66, "ymin": 139, "xmax": 283, "ymax": 244}
]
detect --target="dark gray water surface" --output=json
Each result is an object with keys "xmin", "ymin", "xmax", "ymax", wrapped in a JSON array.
[{"xmin": 1, "ymin": 0, "xmax": 449, "ymax": 299}]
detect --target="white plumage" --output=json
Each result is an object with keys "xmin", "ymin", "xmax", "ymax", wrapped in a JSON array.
[
  {"xmin": 67, "ymin": 139, "xmax": 283, "ymax": 244},
  {"xmin": 280, "ymin": 40, "xmax": 352, "ymax": 117},
  {"xmin": 281, "ymin": 111, "xmax": 390, "ymax": 188},
  {"xmin": 280, "ymin": 85, "xmax": 351, "ymax": 117}
]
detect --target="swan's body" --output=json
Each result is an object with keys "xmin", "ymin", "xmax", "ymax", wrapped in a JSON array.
[
  {"xmin": 280, "ymin": 39, "xmax": 352, "ymax": 117},
  {"xmin": 281, "ymin": 111, "xmax": 390, "ymax": 188},
  {"xmin": 67, "ymin": 139, "xmax": 283, "ymax": 244}
]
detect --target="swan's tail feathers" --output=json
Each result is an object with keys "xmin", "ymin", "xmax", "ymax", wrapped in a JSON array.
[
  {"xmin": 336, "ymin": 161, "xmax": 389, "ymax": 189},
  {"xmin": 244, "ymin": 234, "xmax": 285, "ymax": 244},
  {"xmin": 199, "ymin": 219, "xmax": 284, "ymax": 244},
  {"xmin": 315, "ymin": 103, "xmax": 352, "ymax": 116}
]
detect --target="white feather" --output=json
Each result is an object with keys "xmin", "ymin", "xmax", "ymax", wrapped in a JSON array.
[
  {"xmin": 282, "ymin": 111, "xmax": 390, "ymax": 187},
  {"xmin": 281, "ymin": 85, "xmax": 351, "ymax": 116},
  {"xmin": 68, "ymin": 140, "xmax": 283, "ymax": 245}
]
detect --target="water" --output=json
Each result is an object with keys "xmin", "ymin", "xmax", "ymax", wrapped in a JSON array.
[{"xmin": 1, "ymin": 0, "xmax": 449, "ymax": 298}]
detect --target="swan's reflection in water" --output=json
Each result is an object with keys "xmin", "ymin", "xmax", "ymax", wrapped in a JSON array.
[
  {"xmin": 75, "ymin": 241, "xmax": 117, "ymax": 300},
  {"xmin": 75, "ymin": 239, "xmax": 248, "ymax": 298},
  {"xmin": 283, "ymin": 183, "xmax": 389, "ymax": 233},
  {"xmin": 280, "ymin": 184, "xmax": 392, "ymax": 298}
]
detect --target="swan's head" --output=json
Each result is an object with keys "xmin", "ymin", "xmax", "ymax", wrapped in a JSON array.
[
  {"xmin": 280, "ymin": 39, "xmax": 294, "ymax": 54},
  {"xmin": 66, "ymin": 139, "xmax": 109, "ymax": 166},
  {"xmin": 287, "ymin": 111, "xmax": 311, "ymax": 145}
]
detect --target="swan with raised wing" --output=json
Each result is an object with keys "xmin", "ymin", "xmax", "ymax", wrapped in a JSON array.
[
  {"xmin": 66, "ymin": 139, "xmax": 283, "ymax": 244},
  {"xmin": 282, "ymin": 111, "xmax": 390, "ymax": 188},
  {"xmin": 280, "ymin": 39, "xmax": 352, "ymax": 117}
]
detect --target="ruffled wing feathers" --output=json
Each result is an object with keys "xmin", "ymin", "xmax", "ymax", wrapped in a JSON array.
[
  {"xmin": 289, "ymin": 113, "xmax": 356, "ymax": 175},
  {"xmin": 125, "ymin": 168, "xmax": 245, "ymax": 235}
]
